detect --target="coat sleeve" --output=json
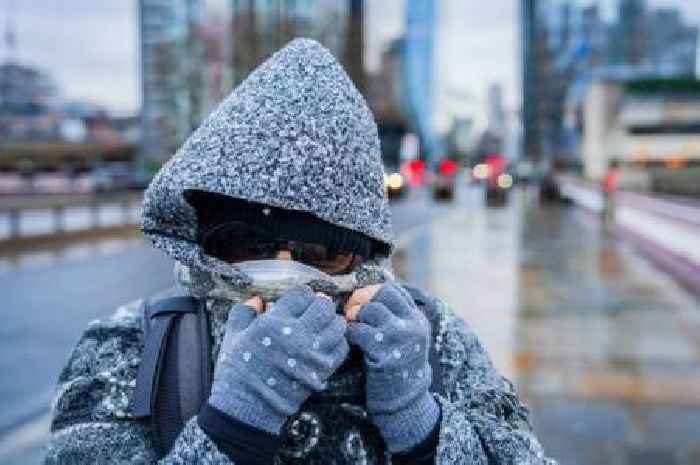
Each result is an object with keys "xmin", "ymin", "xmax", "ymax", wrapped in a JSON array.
[
  {"xmin": 430, "ymin": 298, "xmax": 557, "ymax": 465},
  {"xmin": 44, "ymin": 300, "xmax": 234, "ymax": 465}
]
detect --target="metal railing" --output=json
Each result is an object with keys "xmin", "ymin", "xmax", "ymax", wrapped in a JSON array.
[{"xmin": 0, "ymin": 192, "xmax": 143, "ymax": 241}]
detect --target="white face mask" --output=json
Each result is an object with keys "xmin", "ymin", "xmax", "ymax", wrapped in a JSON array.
[
  {"xmin": 209, "ymin": 259, "xmax": 360, "ymax": 302},
  {"xmin": 175, "ymin": 252, "xmax": 393, "ymax": 309}
]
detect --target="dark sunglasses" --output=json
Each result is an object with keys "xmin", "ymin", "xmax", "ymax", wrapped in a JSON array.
[{"xmin": 201, "ymin": 222, "xmax": 363, "ymax": 274}]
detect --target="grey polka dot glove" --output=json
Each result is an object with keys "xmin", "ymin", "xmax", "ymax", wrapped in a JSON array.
[
  {"xmin": 208, "ymin": 285, "xmax": 349, "ymax": 434},
  {"xmin": 347, "ymin": 281, "xmax": 440, "ymax": 453}
]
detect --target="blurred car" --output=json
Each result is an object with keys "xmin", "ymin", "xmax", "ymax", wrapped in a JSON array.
[
  {"xmin": 384, "ymin": 169, "xmax": 406, "ymax": 199},
  {"xmin": 471, "ymin": 162, "xmax": 490, "ymax": 183},
  {"xmin": 75, "ymin": 163, "xmax": 149, "ymax": 193},
  {"xmin": 401, "ymin": 158, "xmax": 427, "ymax": 188},
  {"xmin": 31, "ymin": 173, "xmax": 74, "ymax": 194},
  {"xmin": 76, "ymin": 170, "xmax": 116, "ymax": 192},
  {"xmin": 94, "ymin": 164, "xmax": 132, "ymax": 192},
  {"xmin": 486, "ymin": 172, "xmax": 513, "ymax": 206},
  {"xmin": 0, "ymin": 173, "xmax": 31, "ymax": 194},
  {"xmin": 477, "ymin": 153, "xmax": 511, "ymax": 206},
  {"xmin": 432, "ymin": 157, "xmax": 459, "ymax": 201},
  {"xmin": 472, "ymin": 153, "xmax": 506, "ymax": 183},
  {"xmin": 539, "ymin": 172, "xmax": 561, "ymax": 203}
]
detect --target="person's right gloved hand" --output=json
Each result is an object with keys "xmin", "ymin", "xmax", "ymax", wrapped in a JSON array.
[{"xmin": 207, "ymin": 285, "xmax": 349, "ymax": 435}]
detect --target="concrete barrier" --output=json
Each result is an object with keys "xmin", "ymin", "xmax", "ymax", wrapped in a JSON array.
[{"xmin": 559, "ymin": 176, "xmax": 700, "ymax": 296}]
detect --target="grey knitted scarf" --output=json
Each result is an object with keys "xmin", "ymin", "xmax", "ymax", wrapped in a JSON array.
[{"xmin": 174, "ymin": 257, "xmax": 392, "ymax": 363}]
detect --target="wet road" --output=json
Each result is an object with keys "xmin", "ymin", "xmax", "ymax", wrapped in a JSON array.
[{"xmin": 2, "ymin": 185, "xmax": 699, "ymax": 464}]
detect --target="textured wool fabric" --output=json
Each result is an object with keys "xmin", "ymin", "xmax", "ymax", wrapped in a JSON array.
[
  {"xmin": 141, "ymin": 38, "xmax": 393, "ymax": 269},
  {"xmin": 44, "ymin": 282, "xmax": 557, "ymax": 464},
  {"xmin": 347, "ymin": 281, "xmax": 440, "ymax": 453},
  {"xmin": 208, "ymin": 287, "xmax": 349, "ymax": 434},
  {"xmin": 392, "ymin": 410, "xmax": 442, "ymax": 465}
]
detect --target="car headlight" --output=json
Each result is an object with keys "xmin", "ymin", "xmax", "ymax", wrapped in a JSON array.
[
  {"xmin": 473, "ymin": 164, "xmax": 489, "ymax": 180},
  {"xmin": 386, "ymin": 173, "xmax": 403, "ymax": 190},
  {"xmin": 497, "ymin": 173, "xmax": 513, "ymax": 189}
]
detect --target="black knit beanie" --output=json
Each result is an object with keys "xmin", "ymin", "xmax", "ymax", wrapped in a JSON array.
[{"xmin": 184, "ymin": 190, "xmax": 379, "ymax": 259}]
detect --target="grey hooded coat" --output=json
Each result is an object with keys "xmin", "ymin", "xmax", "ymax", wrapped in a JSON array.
[{"xmin": 44, "ymin": 39, "xmax": 555, "ymax": 465}]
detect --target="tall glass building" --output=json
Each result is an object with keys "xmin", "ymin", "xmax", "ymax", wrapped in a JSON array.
[
  {"xmin": 139, "ymin": 0, "xmax": 206, "ymax": 165},
  {"xmin": 228, "ymin": 0, "xmax": 363, "ymax": 89},
  {"xmin": 403, "ymin": 0, "xmax": 435, "ymax": 161},
  {"xmin": 140, "ymin": 0, "xmax": 365, "ymax": 164}
]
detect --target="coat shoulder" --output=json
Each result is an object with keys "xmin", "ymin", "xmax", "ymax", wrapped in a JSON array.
[
  {"xmin": 400, "ymin": 285, "xmax": 479, "ymax": 346},
  {"xmin": 51, "ymin": 298, "xmax": 147, "ymax": 431},
  {"xmin": 425, "ymin": 294, "xmax": 534, "ymax": 429}
]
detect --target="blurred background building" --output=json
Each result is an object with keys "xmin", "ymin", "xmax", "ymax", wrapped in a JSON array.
[
  {"xmin": 581, "ymin": 78, "xmax": 700, "ymax": 196},
  {"xmin": 402, "ymin": 0, "xmax": 436, "ymax": 161},
  {"xmin": 228, "ymin": 0, "xmax": 359, "ymax": 88},
  {"xmin": 0, "ymin": 0, "xmax": 441, "ymax": 193},
  {"xmin": 522, "ymin": 0, "xmax": 699, "ymax": 181},
  {"xmin": 0, "ymin": 62, "xmax": 59, "ymax": 142},
  {"xmin": 139, "ymin": 0, "xmax": 369, "ymax": 165},
  {"xmin": 139, "ymin": 0, "xmax": 207, "ymax": 167},
  {"xmin": 138, "ymin": 0, "xmax": 440, "ymax": 187}
]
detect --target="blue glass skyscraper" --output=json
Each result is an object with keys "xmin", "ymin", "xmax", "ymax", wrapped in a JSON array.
[{"xmin": 403, "ymin": 0, "xmax": 435, "ymax": 161}]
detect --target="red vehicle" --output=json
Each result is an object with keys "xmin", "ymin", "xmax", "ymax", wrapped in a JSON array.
[
  {"xmin": 401, "ymin": 158, "xmax": 427, "ymax": 188},
  {"xmin": 432, "ymin": 157, "xmax": 459, "ymax": 201}
]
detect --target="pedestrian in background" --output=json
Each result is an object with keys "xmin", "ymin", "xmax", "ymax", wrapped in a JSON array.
[
  {"xmin": 602, "ymin": 159, "xmax": 620, "ymax": 226},
  {"xmin": 45, "ymin": 39, "xmax": 555, "ymax": 465}
]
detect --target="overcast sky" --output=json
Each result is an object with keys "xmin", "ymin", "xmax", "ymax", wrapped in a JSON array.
[
  {"xmin": 3, "ymin": 1, "xmax": 140, "ymax": 114},
  {"xmin": 2, "ymin": 0, "xmax": 698, "ymax": 123}
]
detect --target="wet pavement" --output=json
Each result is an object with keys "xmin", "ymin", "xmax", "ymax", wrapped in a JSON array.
[
  {"xmin": 2, "ymin": 185, "xmax": 699, "ymax": 464},
  {"xmin": 517, "ymin": 206, "xmax": 700, "ymax": 465},
  {"xmin": 397, "ymin": 186, "xmax": 700, "ymax": 465}
]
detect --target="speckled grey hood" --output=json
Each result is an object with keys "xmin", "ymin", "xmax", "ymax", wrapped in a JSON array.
[{"xmin": 141, "ymin": 38, "xmax": 394, "ymax": 267}]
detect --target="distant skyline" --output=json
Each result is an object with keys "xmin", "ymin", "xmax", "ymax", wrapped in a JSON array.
[
  {"xmin": 1, "ymin": 0, "xmax": 698, "ymax": 122},
  {"xmin": 2, "ymin": 1, "xmax": 139, "ymax": 114}
]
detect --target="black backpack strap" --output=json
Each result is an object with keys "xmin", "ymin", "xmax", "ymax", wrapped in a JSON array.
[
  {"xmin": 131, "ymin": 295, "xmax": 212, "ymax": 458},
  {"xmin": 402, "ymin": 285, "xmax": 445, "ymax": 396}
]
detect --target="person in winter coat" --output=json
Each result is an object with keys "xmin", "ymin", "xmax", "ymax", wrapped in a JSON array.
[{"xmin": 45, "ymin": 39, "xmax": 556, "ymax": 465}]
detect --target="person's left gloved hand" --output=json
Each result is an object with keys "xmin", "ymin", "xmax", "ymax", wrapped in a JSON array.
[{"xmin": 346, "ymin": 281, "xmax": 440, "ymax": 453}]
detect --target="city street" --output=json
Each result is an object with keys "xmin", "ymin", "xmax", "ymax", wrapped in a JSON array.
[{"xmin": 2, "ymin": 185, "xmax": 700, "ymax": 464}]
